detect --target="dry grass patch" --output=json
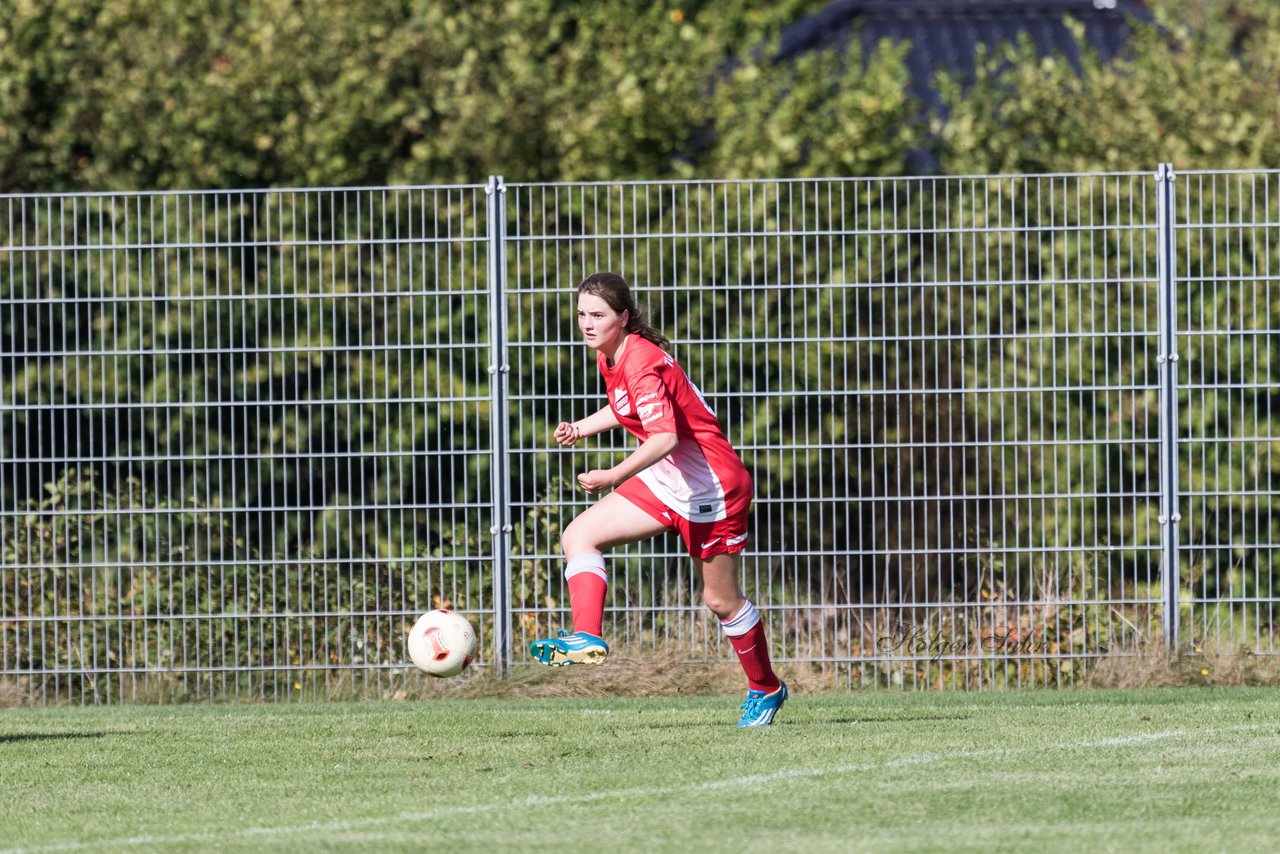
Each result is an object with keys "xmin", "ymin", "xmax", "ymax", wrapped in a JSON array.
[
  {"xmin": 1086, "ymin": 643, "xmax": 1280, "ymax": 689},
  {"xmin": 0, "ymin": 679, "xmax": 27, "ymax": 707},
  {"xmin": 383, "ymin": 650, "xmax": 830, "ymax": 701}
]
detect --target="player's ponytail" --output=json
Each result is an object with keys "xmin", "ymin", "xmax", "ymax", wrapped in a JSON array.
[{"xmin": 576, "ymin": 272, "xmax": 672, "ymax": 353}]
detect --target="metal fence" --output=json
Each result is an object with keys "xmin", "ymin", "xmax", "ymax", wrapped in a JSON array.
[{"xmin": 1, "ymin": 167, "xmax": 1277, "ymax": 702}]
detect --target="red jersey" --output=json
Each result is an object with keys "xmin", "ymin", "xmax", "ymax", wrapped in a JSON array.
[{"xmin": 599, "ymin": 335, "xmax": 752, "ymax": 522}]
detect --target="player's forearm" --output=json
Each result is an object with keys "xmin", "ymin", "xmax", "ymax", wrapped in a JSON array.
[
  {"xmin": 574, "ymin": 405, "xmax": 620, "ymax": 437},
  {"xmin": 609, "ymin": 432, "xmax": 678, "ymax": 484}
]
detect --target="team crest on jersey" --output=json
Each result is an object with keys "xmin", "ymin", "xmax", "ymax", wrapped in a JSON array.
[{"xmin": 613, "ymin": 387, "xmax": 631, "ymax": 416}]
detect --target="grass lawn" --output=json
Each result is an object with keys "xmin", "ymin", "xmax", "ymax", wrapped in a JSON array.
[{"xmin": 2, "ymin": 687, "xmax": 1278, "ymax": 852}]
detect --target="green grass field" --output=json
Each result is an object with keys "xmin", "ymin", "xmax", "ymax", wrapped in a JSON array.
[{"xmin": 3, "ymin": 687, "xmax": 1278, "ymax": 852}]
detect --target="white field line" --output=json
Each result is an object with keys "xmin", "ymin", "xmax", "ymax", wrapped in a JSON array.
[{"xmin": 5, "ymin": 723, "xmax": 1267, "ymax": 853}]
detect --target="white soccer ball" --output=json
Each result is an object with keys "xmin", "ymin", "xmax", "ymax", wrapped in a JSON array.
[{"xmin": 407, "ymin": 609, "xmax": 477, "ymax": 678}]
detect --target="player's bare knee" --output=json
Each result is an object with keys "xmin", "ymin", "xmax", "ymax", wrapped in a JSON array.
[
  {"xmin": 560, "ymin": 522, "xmax": 595, "ymax": 558},
  {"xmin": 702, "ymin": 590, "xmax": 743, "ymax": 622}
]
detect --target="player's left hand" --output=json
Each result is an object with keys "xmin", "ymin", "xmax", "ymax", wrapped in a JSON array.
[{"xmin": 577, "ymin": 469, "xmax": 617, "ymax": 495}]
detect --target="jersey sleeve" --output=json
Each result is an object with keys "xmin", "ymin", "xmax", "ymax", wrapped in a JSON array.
[{"xmin": 627, "ymin": 367, "xmax": 677, "ymax": 435}]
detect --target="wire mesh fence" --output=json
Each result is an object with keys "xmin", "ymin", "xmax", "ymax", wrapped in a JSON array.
[
  {"xmin": 1, "ymin": 187, "xmax": 496, "ymax": 702},
  {"xmin": 1174, "ymin": 172, "xmax": 1280, "ymax": 657},
  {"xmin": 504, "ymin": 174, "xmax": 1166, "ymax": 690},
  {"xmin": 1, "ymin": 168, "xmax": 1277, "ymax": 702}
]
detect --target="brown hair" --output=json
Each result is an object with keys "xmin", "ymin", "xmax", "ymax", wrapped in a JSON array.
[{"xmin": 576, "ymin": 272, "xmax": 671, "ymax": 353}]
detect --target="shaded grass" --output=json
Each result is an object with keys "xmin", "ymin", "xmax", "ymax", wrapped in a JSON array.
[{"xmin": 2, "ymin": 687, "xmax": 1279, "ymax": 852}]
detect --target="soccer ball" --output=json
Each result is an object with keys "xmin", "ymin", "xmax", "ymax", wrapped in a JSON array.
[{"xmin": 407, "ymin": 609, "xmax": 477, "ymax": 678}]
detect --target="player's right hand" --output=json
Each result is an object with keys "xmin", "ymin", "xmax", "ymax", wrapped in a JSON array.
[{"xmin": 554, "ymin": 422, "xmax": 582, "ymax": 446}]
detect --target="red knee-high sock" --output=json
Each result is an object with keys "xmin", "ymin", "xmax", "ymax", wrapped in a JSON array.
[
  {"xmin": 722, "ymin": 600, "xmax": 781, "ymax": 693},
  {"xmin": 565, "ymin": 554, "xmax": 608, "ymax": 637}
]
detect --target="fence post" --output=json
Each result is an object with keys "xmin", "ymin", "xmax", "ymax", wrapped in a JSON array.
[
  {"xmin": 486, "ymin": 175, "xmax": 513, "ymax": 674},
  {"xmin": 1155, "ymin": 163, "xmax": 1181, "ymax": 650}
]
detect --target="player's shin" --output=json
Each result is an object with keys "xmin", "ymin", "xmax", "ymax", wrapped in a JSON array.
[
  {"xmin": 565, "ymin": 554, "xmax": 608, "ymax": 638},
  {"xmin": 720, "ymin": 599, "xmax": 781, "ymax": 693}
]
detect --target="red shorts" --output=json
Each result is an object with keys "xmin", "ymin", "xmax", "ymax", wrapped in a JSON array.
[{"xmin": 615, "ymin": 477, "xmax": 751, "ymax": 560}]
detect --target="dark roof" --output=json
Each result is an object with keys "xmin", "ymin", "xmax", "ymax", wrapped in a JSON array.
[{"xmin": 776, "ymin": 0, "xmax": 1151, "ymax": 109}]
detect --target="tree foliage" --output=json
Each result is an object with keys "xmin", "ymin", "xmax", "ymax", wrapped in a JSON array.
[
  {"xmin": 933, "ymin": 2, "xmax": 1280, "ymax": 173},
  {"xmin": 4, "ymin": 1, "xmax": 1280, "ymax": 190},
  {"xmin": 1, "ymin": 0, "xmax": 896, "ymax": 191}
]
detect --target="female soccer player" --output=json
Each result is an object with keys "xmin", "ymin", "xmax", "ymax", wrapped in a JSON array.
[{"xmin": 529, "ymin": 272, "xmax": 786, "ymax": 727}]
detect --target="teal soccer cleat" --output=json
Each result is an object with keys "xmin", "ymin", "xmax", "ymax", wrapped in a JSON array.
[
  {"xmin": 736, "ymin": 681, "xmax": 788, "ymax": 727},
  {"xmin": 529, "ymin": 630, "xmax": 609, "ymax": 667}
]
